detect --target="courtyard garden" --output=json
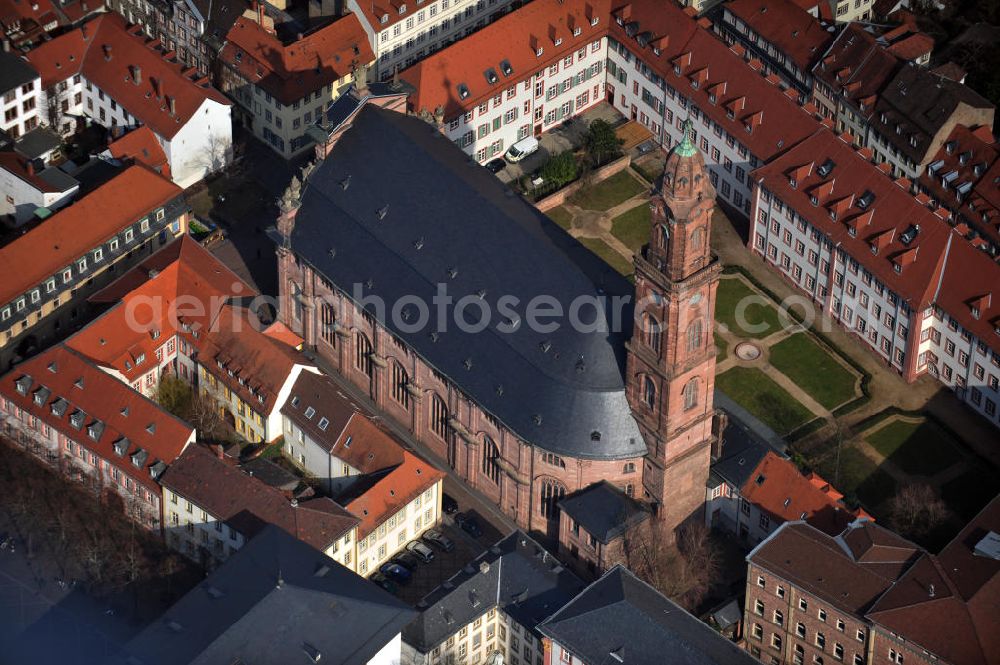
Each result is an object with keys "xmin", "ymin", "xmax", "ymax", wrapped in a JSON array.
[
  {"xmin": 716, "ymin": 366, "xmax": 815, "ymax": 435},
  {"xmin": 863, "ymin": 417, "xmax": 962, "ymax": 477},
  {"xmin": 769, "ymin": 333, "xmax": 858, "ymax": 411},
  {"xmin": 610, "ymin": 204, "xmax": 651, "ymax": 253},
  {"xmin": 714, "ymin": 277, "xmax": 783, "ymax": 339},
  {"xmin": 568, "ymin": 170, "xmax": 646, "ymax": 210}
]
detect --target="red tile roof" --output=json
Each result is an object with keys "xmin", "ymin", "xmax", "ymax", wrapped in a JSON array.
[
  {"xmin": 26, "ymin": 13, "xmax": 230, "ymax": 139},
  {"xmin": 107, "ymin": 127, "xmax": 171, "ymax": 179},
  {"xmin": 0, "ymin": 164, "xmax": 182, "ymax": 307},
  {"xmin": 741, "ymin": 452, "xmax": 857, "ymax": 534},
  {"xmin": 725, "ymin": 0, "xmax": 833, "ymax": 72},
  {"xmin": 282, "ymin": 371, "xmax": 405, "ymax": 474},
  {"xmin": 220, "ymin": 15, "xmax": 374, "ymax": 106},
  {"xmin": 866, "ymin": 497, "xmax": 1000, "ymax": 665},
  {"xmin": 402, "ymin": 0, "xmax": 612, "ymax": 118},
  {"xmin": 198, "ymin": 304, "xmax": 311, "ymax": 416},
  {"xmin": 608, "ymin": 0, "xmax": 820, "ymax": 162},
  {"xmin": 918, "ymin": 124, "xmax": 999, "ymax": 247},
  {"xmin": 753, "ymin": 130, "xmax": 955, "ymax": 308},
  {"xmin": 262, "ymin": 321, "xmax": 303, "ymax": 349},
  {"xmin": 67, "ymin": 235, "xmax": 255, "ymax": 384},
  {"xmin": 161, "ymin": 444, "xmax": 358, "ymax": 551},
  {"xmin": 0, "ymin": 152, "xmax": 71, "ymax": 193},
  {"xmin": 0, "ymin": 344, "xmax": 194, "ymax": 493},
  {"xmin": 757, "ymin": 128, "xmax": 1000, "ymax": 352},
  {"xmin": 813, "ymin": 23, "xmax": 901, "ymax": 118},
  {"xmin": 405, "ymin": 0, "xmax": 820, "ymax": 161},
  {"xmin": 750, "ymin": 520, "xmax": 920, "ymax": 616},
  {"xmin": 0, "ymin": 0, "xmax": 59, "ymax": 44},
  {"xmin": 346, "ymin": 450, "xmax": 443, "ymax": 537}
]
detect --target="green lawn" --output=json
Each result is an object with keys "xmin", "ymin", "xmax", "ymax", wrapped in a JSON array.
[
  {"xmin": 569, "ymin": 171, "xmax": 646, "ymax": 211},
  {"xmin": 811, "ymin": 445, "xmax": 898, "ymax": 514},
  {"xmin": 769, "ymin": 334, "xmax": 858, "ymax": 410},
  {"xmin": 716, "ymin": 366, "xmax": 814, "ymax": 435},
  {"xmin": 579, "ymin": 237, "xmax": 634, "ymax": 276},
  {"xmin": 865, "ymin": 418, "xmax": 962, "ymax": 476},
  {"xmin": 547, "ymin": 206, "xmax": 574, "ymax": 230},
  {"xmin": 610, "ymin": 204, "xmax": 651, "ymax": 253},
  {"xmin": 715, "ymin": 278, "xmax": 783, "ymax": 339}
]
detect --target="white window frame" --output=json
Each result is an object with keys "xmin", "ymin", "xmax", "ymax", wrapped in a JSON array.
[{"xmin": 125, "ymin": 228, "xmax": 134, "ymax": 243}]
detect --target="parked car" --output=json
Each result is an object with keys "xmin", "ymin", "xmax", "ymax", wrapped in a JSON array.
[
  {"xmin": 393, "ymin": 551, "xmax": 421, "ymax": 570},
  {"xmin": 505, "ymin": 136, "xmax": 539, "ymax": 163},
  {"xmin": 380, "ymin": 562, "xmax": 412, "ymax": 583},
  {"xmin": 406, "ymin": 539, "xmax": 436, "ymax": 562},
  {"xmin": 485, "ymin": 158, "xmax": 506, "ymax": 174},
  {"xmin": 455, "ymin": 513, "xmax": 483, "ymax": 538},
  {"xmin": 369, "ymin": 572, "xmax": 397, "ymax": 594},
  {"xmin": 442, "ymin": 493, "xmax": 459, "ymax": 515},
  {"xmin": 422, "ymin": 529, "xmax": 455, "ymax": 552}
]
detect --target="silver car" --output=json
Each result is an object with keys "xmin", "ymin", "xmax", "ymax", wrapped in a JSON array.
[
  {"xmin": 421, "ymin": 529, "xmax": 455, "ymax": 552},
  {"xmin": 406, "ymin": 539, "xmax": 435, "ymax": 562}
]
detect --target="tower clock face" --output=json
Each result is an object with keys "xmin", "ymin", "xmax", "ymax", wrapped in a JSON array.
[{"xmin": 689, "ymin": 293, "xmax": 702, "ymax": 306}]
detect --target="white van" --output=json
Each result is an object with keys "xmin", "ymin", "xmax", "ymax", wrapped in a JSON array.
[{"xmin": 505, "ymin": 136, "xmax": 539, "ymax": 163}]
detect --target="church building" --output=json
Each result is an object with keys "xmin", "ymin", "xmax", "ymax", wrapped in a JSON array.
[{"xmin": 273, "ymin": 96, "xmax": 720, "ymax": 539}]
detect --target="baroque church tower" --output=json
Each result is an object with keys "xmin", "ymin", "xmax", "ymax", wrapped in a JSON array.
[{"xmin": 627, "ymin": 120, "xmax": 722, "ymax": 536}]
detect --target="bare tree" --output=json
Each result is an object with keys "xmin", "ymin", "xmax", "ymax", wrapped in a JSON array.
[
  {"xmin": 156, "ymin": 375, "xmax": 230, "ymax": 442},
  {"xmin": 888, "ymin": 483, "xmax": 950, "ymax": 541},
  {"xmin": 623, "ymin": 520, "xmax": 720, "ymax": 611}
]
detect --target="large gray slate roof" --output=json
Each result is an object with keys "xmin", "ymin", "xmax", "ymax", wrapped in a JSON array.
[
  {"xmin": 538, "ymin": 566, "xmax": 759, "ymax": 665},
  {"xmin": 709, "ymin": 418, "xmax": 772, "ymax": 490},
  {"xmin": 290, "ymin": 106, "xmax": 645, "ymax": 460},
  {"xmin": 107, "ymin": 524, "xmax": 414, "ymax": 665},
  {"xmin": 404, "ymin": 530, "xmax": 586, "ymax": 652}
]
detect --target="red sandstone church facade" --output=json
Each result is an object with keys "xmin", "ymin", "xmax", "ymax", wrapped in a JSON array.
[{"xmin": 275, "ymin": 93, "xmax": 720, "ymax": 539}]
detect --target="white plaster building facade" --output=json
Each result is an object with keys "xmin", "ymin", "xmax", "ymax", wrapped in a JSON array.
[{"xmin": 0, "ymin": 54, "xmax": 42, "ymax": 139}]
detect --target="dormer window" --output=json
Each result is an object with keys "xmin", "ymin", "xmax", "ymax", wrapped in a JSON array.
[
  {"xmin": 399, "ymin": 4, "xmax": 406, "ymax": 13},
  {"xmin": 653, "ymin": 47, "xmax": 661, "ymax": 56},
  {"xmin": 673, "ymin": 65, "xmax": 681, "ymax": 75},
  {"xmin": 318, "ymin": 417, "xmax": 329, "ymax": 431},
  {"xmin": 380, "ymin": 13, "xmax": 388, "ymax": 23},
  {"xmin": 304, "ymin": 406, "xmax": 316, "ymax": 419},
  {"xmin": 708, "ymin": 93, "xmax": 716, "ymax": 104},
  {"xmin": 535, "ymin": 47, "xmax": 544, "ymax": 57},
  {"xmin": 971, "ymin": 307, "xmax": 980, "ymax": 320},
  {"xmin": 809, "ymin": 195, "xmax": 818, "ymax": 206},
  {"xmin": 789, "ymin": 178, "xmax": 797, "ymax": 189},
  {"xmin": 726, "ymin": 108, "xmax": 735, "ymax": 120},
  {"xmin": 573, "ymin": 26, "xmax": 581, "ymax": 36},
  {"xmin": 554, "ymin": 37, "xmax": 562, "ymax": 46},
  {"xmin": 893, "ymin": 263, "xmax": 902, "ymax": 274},
  {"xmin": 848, "ymin": 227, "xmax": 856, "ymax": 237},
  {"xmin": 591, "ymin": 16, "xmax": 599, "ymax": 26},
  {"xmin": 829, "ymin": 211, "xmax": 838, "ymax": 221},
  {"xmin": 870, "ymin": 243, "xmax": 878, "ymax": 255}
]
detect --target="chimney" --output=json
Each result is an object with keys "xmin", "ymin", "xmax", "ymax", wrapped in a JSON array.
[
  {"xmin": 26, "ymin": 161, "xmax": 35, "ymax": 176},
  {"xmin": 80, "ymin": 24, "xmax": 87, "ymax": 39},
  {"xmin": 103, "ymin": 44, "xmax": 111, "ymax": 60},
  {"xmin": 167, "ymin": 95, "xmax": 175, "ymax": 115},
  {"xmin": 132, "ymin": 65, "xmax": 141, "ymax": 85},
  {"xmin": 151, "ymin": 77, "xmax": 160, "ymax": 98},
  {"xmin": 257, "ymin": 0, "xmax": 265, "ymax": 26}
]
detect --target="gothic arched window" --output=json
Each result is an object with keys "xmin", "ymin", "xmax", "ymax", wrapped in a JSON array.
[
  {"xmin": 355, "ymin": 332, "xmax": 372, "ymax": 377},
  {"xmin": 540, "ymin": 479, "xmax": 566, "ymax": 519},
  {"xmin": 391, "ymin": 361, "xmax": 409, "ymax": 409},
  {"xmin": 430, "ymin": 394, "xmax": 448, "ymax": 439},
  {"xmin": 683, "ymin": 378, "xmax": 699, "ymax": 411},
  {"xmin": 643, "ymin": 376, "xmax": 656, "ymax": 409},
  {"xmin": 659, "ymin": 224, "xmax": 670, "ymax": 248},
  {"xmin": 686, "ymin": 318, "xmax": 704, "ymax": 353},
  {"xmin": 644, "ymin": 313, "xmax": 662, "ymax": 354},
  {"xmin": 482, "ymin": 436, "xmax": 501, "ymax": 485}
]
